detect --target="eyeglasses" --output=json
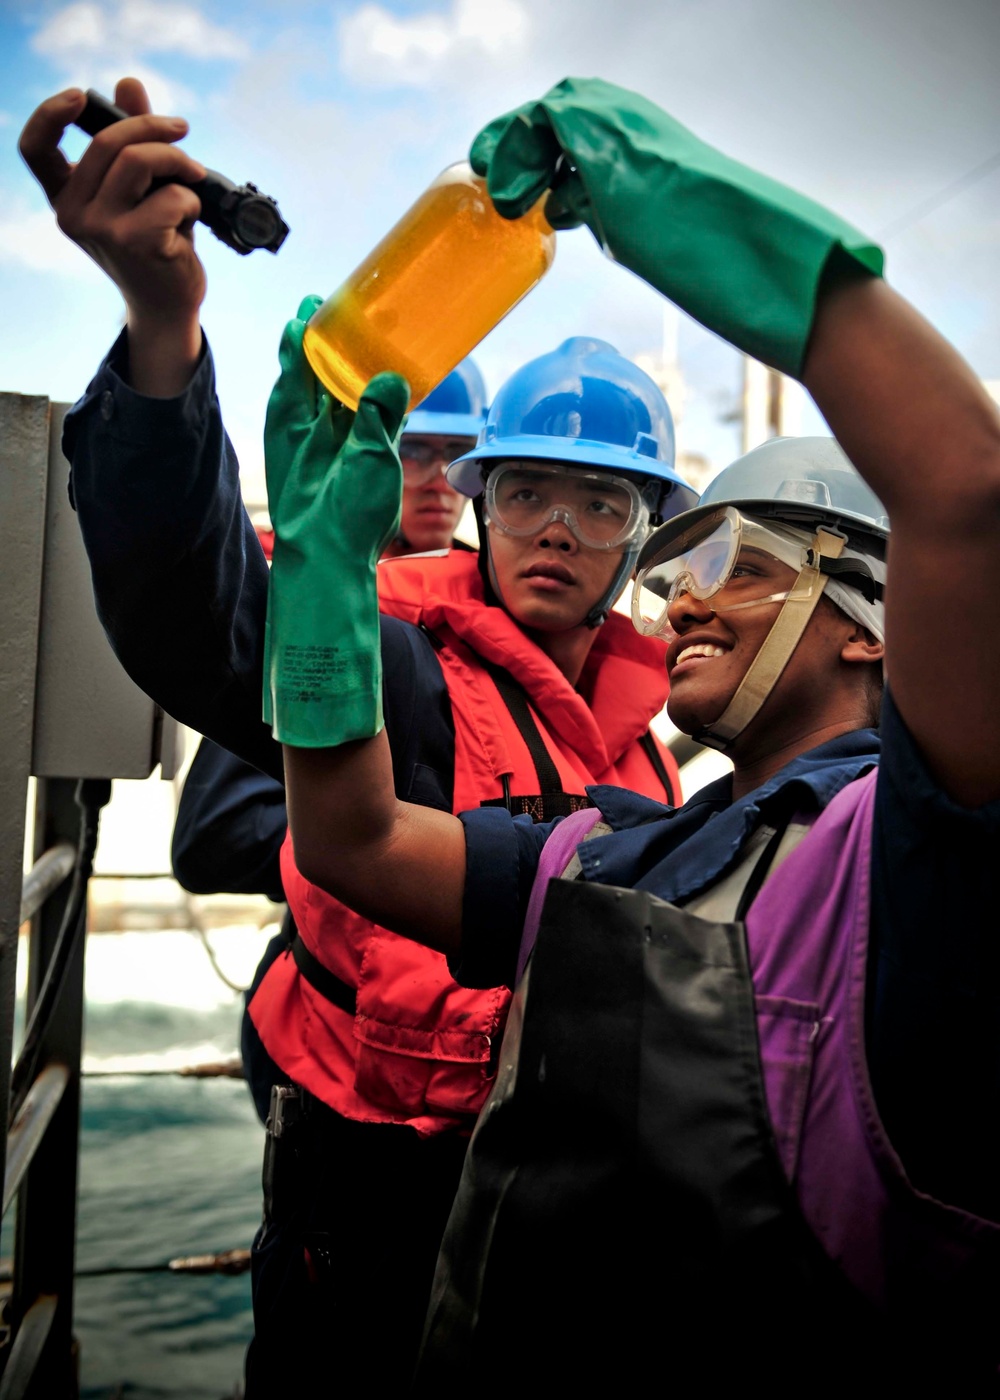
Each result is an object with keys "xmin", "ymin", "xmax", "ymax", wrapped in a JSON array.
[
  {"xmin": 400, "ymin": 437, "xmax": 478, "ymax": 485},
  {"xmin": 483, "ymin": 461, "xmax": 649, "ymax": 551}
]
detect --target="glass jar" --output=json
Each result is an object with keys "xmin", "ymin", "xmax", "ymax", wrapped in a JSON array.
[{"xmin": 303, "ymin": 162, "xmax": 556, "ymax": 410}]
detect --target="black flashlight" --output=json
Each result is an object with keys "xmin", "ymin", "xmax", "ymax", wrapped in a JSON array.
[{"xmin": 74, "ymin": 90, "xmax": 290, "ymax": 256}]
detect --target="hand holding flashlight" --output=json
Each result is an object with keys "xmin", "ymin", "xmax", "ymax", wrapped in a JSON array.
[{"xmin": 74, "ymin": 90, "xmax": 290, "ymax": 256}]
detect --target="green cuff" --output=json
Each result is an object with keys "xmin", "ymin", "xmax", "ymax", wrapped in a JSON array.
[
  {"xmin": 545, "ymin": 96, "xmax": 883, "ymax": 376},
  {"xmin": 264, "ymin": 559, "xmax": 384, "ymax": 747},
  {"xmin": 267, "ymin": 641, "xmax": 383, "ymax": 747}
]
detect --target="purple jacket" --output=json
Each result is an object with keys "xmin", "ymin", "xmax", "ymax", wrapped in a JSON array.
[{"xmin": 519, "ymin": 769, "xmax": 1000, "ymax": 1327}]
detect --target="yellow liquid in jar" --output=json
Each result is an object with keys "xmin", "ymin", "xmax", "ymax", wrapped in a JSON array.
[{"xmin": 303, "ymin": 163, "xmax": 556, "ymax": 410}]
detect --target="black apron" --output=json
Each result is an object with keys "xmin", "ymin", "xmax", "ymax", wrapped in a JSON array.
[{"xmin": 415, "ymin": 878, "xmax": 990, "ymax": 1392}]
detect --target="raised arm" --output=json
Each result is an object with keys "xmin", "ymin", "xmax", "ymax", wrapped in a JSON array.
[
  {"xmin": 801, "ymin": 272, "xmax": 1000, "ymax": 807},
  {"xmin": 20, "ymin": 78, "xmax": 286, "ymax": 775},
  {"xmin": 284, "ymin": 735, "xmax": 466, "ymax": 955},
  {"xmin": 18, "ymin": 78, "xmax": 206, "ymax": 395}
]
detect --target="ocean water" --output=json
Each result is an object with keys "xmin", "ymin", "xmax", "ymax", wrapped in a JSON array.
[{"xmin": 16, "ymin": 924, "xmax": 274, "ymax": 1400}]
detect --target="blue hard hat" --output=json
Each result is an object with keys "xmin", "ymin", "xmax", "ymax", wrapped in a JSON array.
[
  {"xmin": 404, "ymin": 357, "xmax": 488, "ymax": 439},
  {"xmin": 447, "ymin": 337, "xmax": 696, "ymax": 521}
]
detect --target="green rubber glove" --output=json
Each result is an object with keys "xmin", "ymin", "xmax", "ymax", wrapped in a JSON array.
[
  {"xmin": 471, "ymin": 77, "xmax": 884, "ymax": 377},
  {"xmin": 263, "ymin": 295, "xmax": 409, "ymax": 747}
]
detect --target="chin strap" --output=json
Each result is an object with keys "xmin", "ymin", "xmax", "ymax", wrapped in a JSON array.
[
  {"xmin": 695, "ymin": 527, "xmax": 846, "ymax": 753},
  {"xmin": 583, "ymin": 545, "xmax": 641, "ymax": 629},
  {"xmin": 486, "ymin": 541, "xmax": 507, "ymax": 612}
]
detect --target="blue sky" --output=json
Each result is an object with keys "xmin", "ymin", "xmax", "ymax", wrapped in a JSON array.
[{"xmin": 3, "ymin": 0, "xmax": 1000, "ymax": 505}]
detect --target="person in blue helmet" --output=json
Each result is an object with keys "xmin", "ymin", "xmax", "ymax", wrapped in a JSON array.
[
  {"xmin": 385, "ymin": 359, "xmax": 486, "ymax": 557},
  {"xmin": 19, "ymin": 77, "xmax": 694, "ymax": 1395},
  {"xmin": 241, "ymin": 332, "xmax": 691, "ymax": 1394}
]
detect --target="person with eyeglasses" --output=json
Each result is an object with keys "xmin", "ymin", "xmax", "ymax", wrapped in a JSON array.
[
  {"xmin": 19, "ymin": 76, "xmax": 691, "ymax": 1395},
  {"xmin": 390, "ymin": 436, "xmax": 467, "ymax": 553},
  {"xmin": 384, "ymin": 363, "xmax": 485, "ymax": 557}
]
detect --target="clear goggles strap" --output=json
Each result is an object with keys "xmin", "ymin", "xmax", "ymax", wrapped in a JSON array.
[{"xmin": 696, "ymin": 527, "xmax": 847, "ymax": 752}]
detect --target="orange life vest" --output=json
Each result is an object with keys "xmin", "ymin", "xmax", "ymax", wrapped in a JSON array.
[{"xmin": 248, "ymin": 551, "xmax": 678, "ymax": 1136}]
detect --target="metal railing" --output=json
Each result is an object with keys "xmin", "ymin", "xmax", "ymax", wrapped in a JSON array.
[
  {"xmin": 4, "ymin": 778, "xmax": 95, "ymax": 1399},
  {"xmin": 4, "ymin": 1066, "xmax": 70, "ymax": 1219}
]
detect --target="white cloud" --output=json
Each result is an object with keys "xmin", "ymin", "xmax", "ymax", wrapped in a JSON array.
[
  {"xmin": 77, "ymin": 60, "xmax": 196, "ymax": 116},
  {"xmin": 0, "ymin": 205, "xmax": 106, "ymax": 282},
  {"xmin": 32, "ymin": 0, "xmax": 250, "ymax": 62},
  {"xmin": 123, "ymin": 0, "xmax": 249, "ymax": 59},
  {"xmin": 27, "ymin": 1, "xmax": 246, "ymax": 117},
  {"xmin": 33, "ymin": 2, "xmax": 106, "ymax": 57},
  {"xmin": 340, "ymin": 0, "xmax": 529, "ymax": 86},
  {"xmin": 348, "ymin": 7, "xmax": 452, "ymax": 64}
]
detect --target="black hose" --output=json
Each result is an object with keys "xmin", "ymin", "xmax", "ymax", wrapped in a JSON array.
[
  {"xmin": 0, "ymin": 1249, "xmax": 252, "ymax": 1282},
  {"xmin": 74, "ymin": 1248, "xmax": 251, "ymax": 1278},
  {"xmin": 9, "ymin": 779, "xmax": 112, "ymax": 1126}
]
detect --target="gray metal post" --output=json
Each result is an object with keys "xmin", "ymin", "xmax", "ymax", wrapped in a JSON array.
[{"xmin": 0, "ymin": 394, "xmax": 51, "ymax": 1199}]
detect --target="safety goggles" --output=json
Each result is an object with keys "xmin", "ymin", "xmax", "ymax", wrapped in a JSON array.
[
  {"xmin": 632, "ymin": 507, "xmax": 817, "ymax": 638},
  {"xmin": 400, "ymin": 436, "xmax": 478, "ymax": 485},
  {"xmin": 483, "ymin": 461, "xmax": 649, "ymax": 551}
]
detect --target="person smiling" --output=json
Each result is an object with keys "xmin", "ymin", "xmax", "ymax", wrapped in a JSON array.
[
  {"xmin": 260, "ymin": 79, "xmax": 1000, "ymax": 1387},
  {"xmin": 632, "ymin": 451, "xmax": 887, "ymax": 794}
]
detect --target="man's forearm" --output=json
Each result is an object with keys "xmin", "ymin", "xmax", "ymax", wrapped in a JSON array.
[
  {"xmin": 803, "ymin": 267, "xmax": 1000, "ymax": 526},
  {"xmin": 803, "ymin": 264, "xmax": 1000, "ymax": 808},
  {"xmin": 126, "ymin": 311, "xmax": 203, "ymax": 397},
  {"xmin": 284, "ymin": 735, "xmax": 466, "ymax": 958}
]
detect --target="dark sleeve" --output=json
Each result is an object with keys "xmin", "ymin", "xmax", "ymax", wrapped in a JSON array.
[
  {"xmin": 62, "ymin": 336, "xmax": 458, "ymax": 804},
  {"xmin": 63, "ymin": 331, "xmax": 282, "ymax": 780},
  {"xmin": 381, "ymin": 615, "xmax": 455, "ymax": 812},
  {"xmin": 171, "ymin": 737, "xmax": 288, "ymax": 901},
  {"xmin": 868, "ymin": 687, "xmax": 1000, "ymax": 1220},
  {"xmin": 449, "ymin": 807, "xmax": 554, "ymax": 989}
]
